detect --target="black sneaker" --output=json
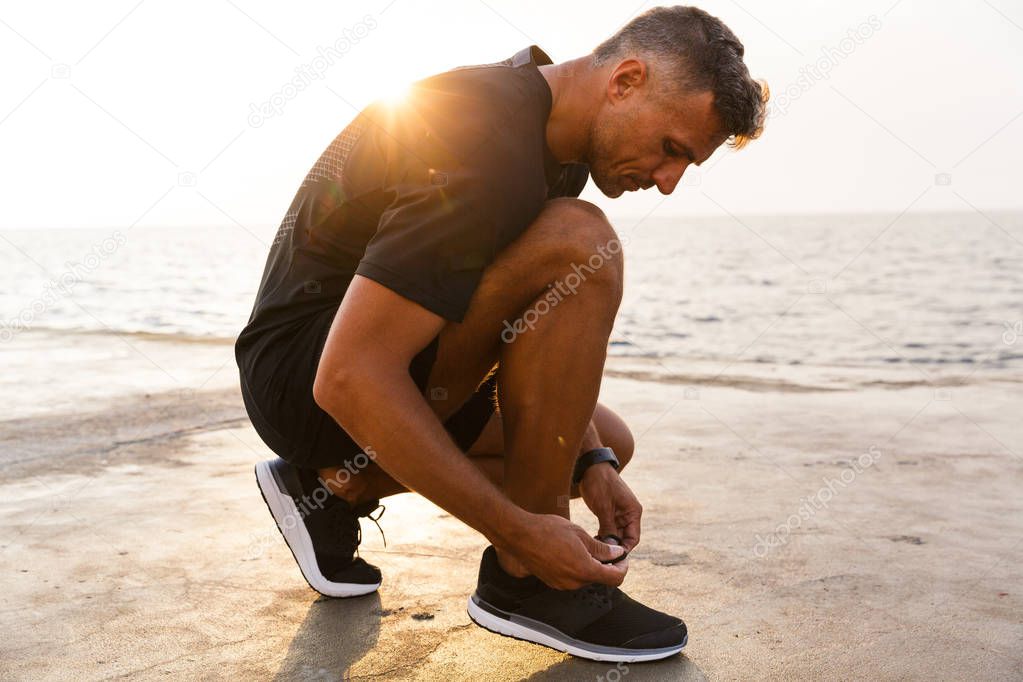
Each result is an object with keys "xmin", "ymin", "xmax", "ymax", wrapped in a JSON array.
[
  {"xmin": 255, "ymin": 458, "xmax": 383, "ymax": 597},
  {"xmin": 467, "ymin": 546, "xmax": 686, "ymax": 662}
]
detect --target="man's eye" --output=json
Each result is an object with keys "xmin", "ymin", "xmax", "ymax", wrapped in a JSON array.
[{"xmin": 663, "ymin": 140, "xmax": 675, "ymax": 156}]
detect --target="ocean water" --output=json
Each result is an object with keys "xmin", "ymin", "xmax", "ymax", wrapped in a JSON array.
[{"xmin": 2, "ymin": 212, "xmax": 1021, "ymax": 371}]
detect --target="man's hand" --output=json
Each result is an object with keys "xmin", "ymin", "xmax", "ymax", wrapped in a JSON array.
[
  {"xmin": 497, "ymin": 514, "xmax": 628, "ymax": 590},
  {"xmin": 578, "ymin": 463, "xmax": 643, "ymax": 552}
]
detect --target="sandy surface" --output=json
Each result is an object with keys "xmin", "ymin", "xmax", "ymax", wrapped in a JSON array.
[{"xmin": 1, "ymin": 331, "xmax": 1021, "ymax": 680}]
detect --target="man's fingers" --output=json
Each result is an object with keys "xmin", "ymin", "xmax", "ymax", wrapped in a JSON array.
[
  {"xmin": 596, "ymin": 509, "xmax": 618, "ymax": 539},
  {"xmin": 584, "ymin": 557, "xmax": 627, "ymax": 586},
  {"xmin": 620, "ymin": 516, "xmax": 641, "ymax": 552},
  {"xmin": 581, "ymin": 534, "xmax": 626, "ymax": 563}
]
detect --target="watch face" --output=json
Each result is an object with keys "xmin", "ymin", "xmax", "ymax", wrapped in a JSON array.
[{"xmin": 594, "ymin": 447, "xmax": 619, "ymax": 468}]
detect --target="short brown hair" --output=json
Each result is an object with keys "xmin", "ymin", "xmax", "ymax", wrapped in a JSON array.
[{"xmin": 593, "ymin": 5, "xmax": 768, "ymax": 149}]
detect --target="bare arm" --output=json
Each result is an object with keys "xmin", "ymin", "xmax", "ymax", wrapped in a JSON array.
[
  {"xmin": 313, "ymin": 275, "xmax": 625, "ymax": 588},
  {"xmin": 576, "ymin": 417, "xmax": 643, "ymax": 552}
]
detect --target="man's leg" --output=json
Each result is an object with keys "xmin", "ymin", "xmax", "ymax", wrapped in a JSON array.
[{"xmin": 485, "ymin": 203, "xmax": 621, "ymax": 573}]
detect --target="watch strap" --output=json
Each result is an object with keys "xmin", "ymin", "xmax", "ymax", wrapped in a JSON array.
[{"xmin": 572, "ymin": 447, "xmax": 620, "ymax": 485}]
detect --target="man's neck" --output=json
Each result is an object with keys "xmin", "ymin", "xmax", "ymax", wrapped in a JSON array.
[{"xmin": 538, "ymin": 57, "xmax": 602, "ymax": 166}]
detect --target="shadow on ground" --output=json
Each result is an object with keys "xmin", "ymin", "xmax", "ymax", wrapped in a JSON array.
[{"xmin": 273, "ymin": 593, "xmax": 382, "ymax": 680}]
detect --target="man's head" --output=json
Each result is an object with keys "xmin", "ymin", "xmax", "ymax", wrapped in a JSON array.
[{"xmin": 585, "ymin": 6, "xmax": 768, "ymax": 197}]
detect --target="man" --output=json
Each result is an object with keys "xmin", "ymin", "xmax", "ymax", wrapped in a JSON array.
[{"xmin": 236, "ymin": 5, "xmax": 766, "ymax": 662}]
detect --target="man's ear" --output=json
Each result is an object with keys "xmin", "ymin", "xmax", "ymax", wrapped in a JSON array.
[{"xmin": 606, "ymin": 58, "xmax": 648, "ymax": 103}]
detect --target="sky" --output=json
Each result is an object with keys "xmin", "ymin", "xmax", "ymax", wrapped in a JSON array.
[{"xmin": 1, "ymin": 0, "xmax": 1021, "ymax": 232}]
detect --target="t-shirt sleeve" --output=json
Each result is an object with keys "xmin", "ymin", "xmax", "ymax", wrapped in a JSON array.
[{"xmin": 351, "ymin": 75, "xmax": 547, "ymax": 322}]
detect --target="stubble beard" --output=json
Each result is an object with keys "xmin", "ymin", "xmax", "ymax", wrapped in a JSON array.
[{"xmin": 587, "ymin": 122, "xmax": 625, "ymax": 198}]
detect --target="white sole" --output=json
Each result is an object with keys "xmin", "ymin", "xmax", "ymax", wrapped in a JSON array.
[
  {"xmin": 255, "ymin": 461, "xmax": 380, "ymax": 598},
  {"xmin": 466, "ymin": 595, "xmax": 686, "ymax": 663}
]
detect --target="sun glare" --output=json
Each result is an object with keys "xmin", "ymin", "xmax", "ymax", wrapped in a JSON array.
[{"xmin": 377, "ymin": 80, "xmax": 412, "ymax": 107}]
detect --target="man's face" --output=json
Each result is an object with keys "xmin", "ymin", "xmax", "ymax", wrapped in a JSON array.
[{"xmin": 587, "ymin": 84, "xmax": 727, "ymax": 198}]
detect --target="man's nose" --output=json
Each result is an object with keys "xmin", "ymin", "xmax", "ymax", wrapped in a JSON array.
[{"xmin": 652, "ymin": 160, "xmax": 689, "ymax": 195}]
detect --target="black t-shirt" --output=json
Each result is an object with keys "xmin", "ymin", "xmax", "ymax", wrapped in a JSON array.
[{"xmin": 236, "ymin": 45, "xmax": 589, "ymax": 364}]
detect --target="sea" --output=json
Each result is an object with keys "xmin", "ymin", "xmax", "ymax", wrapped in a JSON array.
[{"xmin": 2, "ymin": 211, "xmax": 1021, "ymax": 372}]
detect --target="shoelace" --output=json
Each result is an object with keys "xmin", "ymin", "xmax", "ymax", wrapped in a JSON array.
[
  {"xmin": 328, "ymin": 504, "xmax": 361, "ymax": 559},
  {"xmin": 362, "ymin": 503, "xmax": 386, "ymax": 548},
  {"xmin": 325, "ymin": 499, "xmax": 388, "ymax": 559}
]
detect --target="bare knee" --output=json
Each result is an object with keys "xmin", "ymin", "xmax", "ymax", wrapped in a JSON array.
[
  {"xmin": 535, "ymin": 198, "xmax": 624, "ymax": 301},
  {"xmin": 614, "ymin": 430, "xmax": 635, "ymax": 470},
  {"xmin": 544, "ymin": 197, "xmax": 609, "ymax": 225},
  {"xmin": 540, "ymin": 199, "xmax": 619, "ymax": 257},
  {"xmin": 593, "ymin": 403, "xmax": 635, "ymax": 470}
]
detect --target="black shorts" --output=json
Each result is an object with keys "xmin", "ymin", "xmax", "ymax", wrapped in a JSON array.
[{"xmin": 237, "ymin": 307, "xmax": 497, "ymax": 471}]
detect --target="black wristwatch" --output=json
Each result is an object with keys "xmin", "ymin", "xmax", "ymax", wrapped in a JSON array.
[{"xmin": 572, "ymin": 447, "xmax": 620, "ymax": 485}]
